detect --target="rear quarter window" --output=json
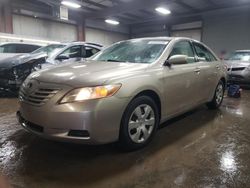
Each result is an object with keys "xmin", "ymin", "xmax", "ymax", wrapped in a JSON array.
[{"xmin": 16, "ymin": 44, "xmax": 41, "ymax": 53}]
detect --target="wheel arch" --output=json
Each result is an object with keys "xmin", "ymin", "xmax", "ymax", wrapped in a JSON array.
[
  {"xmin": 127, "ymin": 89, "xmax": 162, "ymax": 121},
  {"xmin": 220, "ymin": 77, "xmax": 226, "ymax": 87}
]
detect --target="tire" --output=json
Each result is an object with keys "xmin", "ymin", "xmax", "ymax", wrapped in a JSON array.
[
  {"xmin": 119, "ymin": 96, "xmax": 160, "ymax": 151},
  {"xmin": 206, "ymin": 80, "xmax": 225, "ymax": 109}
]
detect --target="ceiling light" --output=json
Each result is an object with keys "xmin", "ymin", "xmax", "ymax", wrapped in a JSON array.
[
  {"xmin": 61, "ymin": 1, "xmax": 81, "ymax": 8},
  {"xmin": 105, "ymin": 19, "xmax": 120, "ymax": 25},
  {"xmin": 155, "ymin": 7, "xmax": 171, "ymax": 15}
]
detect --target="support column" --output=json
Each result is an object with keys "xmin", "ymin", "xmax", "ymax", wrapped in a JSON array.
[
  {"xmin": 77, "ymin": 20, "xmax": 85, "ymax": 41},
  {"xmin": 0, "ymin": 5, "xmax": 4, "ymax": 32},
  {"xmin": 3, "ymin": 3, "xmax": 13, "ymax": 33}
]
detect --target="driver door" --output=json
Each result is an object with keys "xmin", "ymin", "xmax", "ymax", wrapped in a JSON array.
[
  {"xmin": 55, "ymin": 45, "xmax": 84, "ymax": 64},
  {"xmin": 163, "ymin": 40, "xmax": 201, "ymax": 116}
]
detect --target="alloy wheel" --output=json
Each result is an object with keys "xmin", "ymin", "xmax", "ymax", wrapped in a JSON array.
[
  {"xmin": 128, "ymin": 104, "xmax": 155, "ymax": 143},
  {"xmin": 215, "ymin": 83, "xmax": 224, "ymax": 105}
]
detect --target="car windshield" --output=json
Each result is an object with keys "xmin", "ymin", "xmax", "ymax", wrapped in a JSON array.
[
  {"xmin": 228, "ymin": 52, "xmax": 250, "ymax": 61},
  {"xmin": 31, "ymin": 44, "xmax": 66, "ymax": 57},
  {"xmin": 92, "ymin": 39, "xmax": 169, "ymax": 64}
]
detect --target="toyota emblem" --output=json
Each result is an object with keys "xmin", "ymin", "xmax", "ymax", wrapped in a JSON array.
[{"xmin": 28, "ymin": 82, "xmax": 33, "ymax": 89}]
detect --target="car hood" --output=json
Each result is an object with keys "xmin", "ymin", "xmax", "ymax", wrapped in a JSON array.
[
  {"xmin": 224, "ymin": 60, "xmax": 250, "ymax": 68},
  {"xmin": 0, "ymin": 52, "xmax": 47, "ymax": 70},
  {"xmin": 0, "ymin": 53, "xmax": 21, "ymax": 60},
  {"xmin": 31, "ymin": 60, "xmax": 149, "ymax": 87}
]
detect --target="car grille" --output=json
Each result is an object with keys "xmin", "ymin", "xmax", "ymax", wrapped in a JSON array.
[
  {"xmin": 19, "ymin": 87, "xmax": 60, "ymax": 106},
  {"xmin": 228, "ymin": 67, "xmax": 246, "ymax": 71},
  {"xmin": 228, "ymin": 74, "xmax": 244, "ymax": 80}
]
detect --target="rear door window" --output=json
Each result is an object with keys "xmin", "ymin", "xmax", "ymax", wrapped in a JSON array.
[
  {"xmin": 193, "ymin": 42, "xmax": 217, "ymax": 62},
  {"xmin": 23, "ymin": 44, "xmax": 40, "ymax": 53},
  {"xmin": 16, "ymin": 44, "xmax": 40, "ymax": 53},
  {"xmin": 84, "ymin": 46, "xmax": 100, "ymax": 58}
]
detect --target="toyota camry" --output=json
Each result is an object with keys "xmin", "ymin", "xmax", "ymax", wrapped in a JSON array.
[{"xmin": 17, "ymin": 37, "xmax": 227, "ymax": 150}]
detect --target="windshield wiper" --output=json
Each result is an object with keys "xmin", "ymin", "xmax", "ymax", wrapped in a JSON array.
[{"xmin": 105, "ymin": 59, "xmax": 123, "ymax": 62}]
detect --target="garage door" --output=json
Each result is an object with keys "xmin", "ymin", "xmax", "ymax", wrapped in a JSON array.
[{"xmin": 171, "ymin": 29, "xmax": 202, "ymax": 41}]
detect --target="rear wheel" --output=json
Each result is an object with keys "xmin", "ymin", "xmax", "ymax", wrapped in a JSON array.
[
  {"xmin": 206, "ymin": 80, "xmax": 225, "ymax": 109},
  {"xmin": 119, "ymin": 96, "xmax": 159, "ymax": 151}
]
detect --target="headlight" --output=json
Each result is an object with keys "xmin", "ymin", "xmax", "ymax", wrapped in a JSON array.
[
  {"xmin": 59, "ymin": 84, "xmax": 121, "ymax": 104},
  {"xmin": 32, "ymin": 64, "xmax": 42, "ymax": 72}
]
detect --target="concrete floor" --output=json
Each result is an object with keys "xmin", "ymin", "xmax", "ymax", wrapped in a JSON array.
[{"xmin": 0, "ymin": 91, "xmax": 250, "ymax": 188}]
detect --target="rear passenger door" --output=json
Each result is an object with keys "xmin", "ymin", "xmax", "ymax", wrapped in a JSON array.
[{"xmin": 192, "ymin": 42, "xmax": 219, "ymax": 101}]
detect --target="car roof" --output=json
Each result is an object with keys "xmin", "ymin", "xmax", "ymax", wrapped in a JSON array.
[
  {"xmin": 235, "ymin": 50, "xmax": 250, "ymax": 52},
  {"xmin": 128, "ymin": 36, "xmax": 194, "ymax": 41},
  {"xmin": 125, "ymin": 37, "xmax": 203, "ymax": 44},
  {"xmin": 0, "ymin": 42, "xmax": 42, "ymax": 46},
  {"xmin": 60, "ymin": 41, "xmax": 102, "ymax": 47}
]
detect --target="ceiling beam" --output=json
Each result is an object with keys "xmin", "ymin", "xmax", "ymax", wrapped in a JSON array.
[
  {"xmin": 82, "ymin": 0, "xmax": 108, "ymax": 9},
  {"xmin": 204, "ymin": 0, "xmax": 218, "ymax": 7},
  {"xmin": 84, "ymin": 0, "xmax": 175, "ymax": 19},
  {"xmin": 116, "ymin": 15, "xmax": 134, "ymax": 22},
  {"xmin": 139, "ymin": 10, "xmax": 156, "ymax": 16},
  {"xmin": 35, "ymin": 0, "xmax": 97, "ymax": 12},
  {"xmin": 174, "ymin": 1, "xmax": 200, "ymax": 13},
  {"xmin": 123, "ymin": 13, "xmax": 144, "ymax": 20},
  {"xmin": 129, "ymin": 2, "xmax": 250, "ymax": 27}
]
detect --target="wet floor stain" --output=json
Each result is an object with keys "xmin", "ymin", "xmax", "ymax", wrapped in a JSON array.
[{"xmin": 0, "ymin": 91, "xmax": 250, "ymax": 188}]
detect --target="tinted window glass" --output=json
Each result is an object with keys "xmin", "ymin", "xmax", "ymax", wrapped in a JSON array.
[
  {"xmin": 193, "ymin": 43, "xmax": 217, "ymax": 62},
  {"xmin": 0, "ymin": 44, "xmax": 40, "ymax": 53},
  {"xmin": 15, "ymin": 44, "xmax": 33, "ymax": 53},
  {"xmin": 169, "ymin": 41, "xmax": 195, "ymax": 63},
  {"xmin": 60, "ymin": 45, "xmax": 82, "ymax": 58},
  {"xmin": 0, "ymin": 44, "xmax": 17, "ymax": 53},
  {"xmin": 23, "ymin": 45, "xmax": 40, "ymax": 53},
  {"xmin": 85, "ymin": 46, "xmax": 100, "ymax": 58}
]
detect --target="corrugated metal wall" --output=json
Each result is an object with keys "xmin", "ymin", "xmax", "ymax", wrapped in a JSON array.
[
  {"xmin": 85, "ymin": 28, "xmax": 129, "ymax": 47},
  {"xmin": 13, "ymin": 15, "xmax": 77, "ymax": 42}
]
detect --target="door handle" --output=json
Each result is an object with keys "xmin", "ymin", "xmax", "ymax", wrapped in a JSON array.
[{"xmin": 216, "ymin": 65, "xmax": 220, "ymax": 70}]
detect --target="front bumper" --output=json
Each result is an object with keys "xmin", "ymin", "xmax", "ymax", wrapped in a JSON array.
[
  {"xmin": 227, "ymin": 68, "xmax": 250, "ymax": 84},
  {"xmin": 0, "ymin": 78, "xmax": 22, "ymax": 91},
  {"xmin": 18, "ymin": 93, "xmax": 130, "ymax": 144}
]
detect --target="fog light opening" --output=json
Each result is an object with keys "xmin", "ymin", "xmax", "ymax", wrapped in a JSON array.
[{"xmin": 68, "ymin": 130, "xmax": 90, "ymax": 138}]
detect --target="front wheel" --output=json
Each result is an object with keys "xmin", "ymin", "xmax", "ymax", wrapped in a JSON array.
[
  {"xmin": 206, "ymin": 80, "xmax": 225, "ymax": 109},
  {"xmin": 119, "ymin": 96, "xmax": 159, "ymax": 151}
]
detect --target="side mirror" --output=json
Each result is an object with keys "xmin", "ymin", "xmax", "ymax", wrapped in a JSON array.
[
  {"xmin": 165, "ymin": 55, "xmax": 189, "ymax": 66},
  {"xmin": 56, "ymin": 54, "xmax": 69, "ymax": 60}
]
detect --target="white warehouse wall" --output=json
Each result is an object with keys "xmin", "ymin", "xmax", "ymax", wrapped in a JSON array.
[
  {"xmin": 133, "ymin": 31, "xmax": 169, "ymax": 38},
  {"xmin": 13, "ymin": 15, "xmax": 77, "ymax": 42},
  {"xmin": 85, "ymin": 27, "xmax": 129, "ymax": 47},
  {"xmin": 12, "ymin": 15, "xmax": 128, "ymax": 46}
]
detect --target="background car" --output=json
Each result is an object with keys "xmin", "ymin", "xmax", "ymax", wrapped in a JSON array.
[
  {"xmin": 224, "ymin": 50, "xmax": 250, "ymax": 85},
  {"xmin": 0, "ymin": 42, "xmax": 102, "ymax": 92},
  {"xmin": 17, "ymin": 37, "xmax": 226, "ymax": 151},
  {"xmin": 0, "ymin": 42, "xmax": 41, "ymax": 60}
]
